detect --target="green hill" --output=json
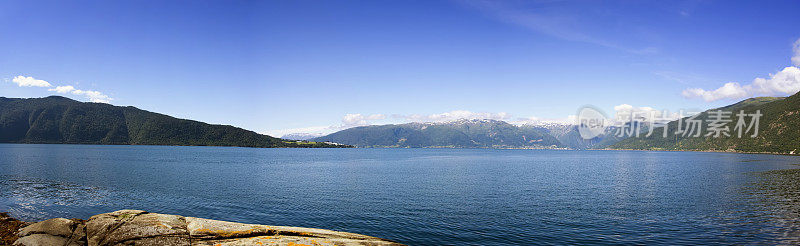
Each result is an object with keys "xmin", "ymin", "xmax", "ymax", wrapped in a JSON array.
[
  {"xmin": 610, "ymin": 94, "xmax": 798, "ymax": 154},
  {"xmin": 310, "ymin": 119, "xmax": 563, "ymax": 148},
  {"xmin": 0, "ymin": 96, "xmax": 346, "ymax": 148}
]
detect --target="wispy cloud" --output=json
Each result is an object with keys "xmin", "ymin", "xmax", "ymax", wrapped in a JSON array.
[
  {"xmin": 653, "ymin": 71, "xmax": 712, "ymax": 86},
  {"xmin": 457, "ymin": 0, "xmax": 658, "ymax": 54},
  {"xmin": 7, "ymin": 75, "xmax": 113, "ymax": 103},
  {"xmin": 793, "ymin": 38, "xmax": 800, "ymax": 67}
]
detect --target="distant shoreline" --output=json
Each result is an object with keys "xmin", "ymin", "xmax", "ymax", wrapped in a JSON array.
[
  {"xmin": 2, "ymin": 142, "xmax": 797, "ymax": 157},
  {"xmin": 0, "ymin": 142, "xmax": 351, "ymax": 149},
  {"xmin": 599, "ymin": 147, "xmax": 799, "ymax": 156}
]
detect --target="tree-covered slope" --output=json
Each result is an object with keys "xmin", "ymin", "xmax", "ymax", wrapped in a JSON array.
[
  {"xmin": 311, "ymin": 119, "xmax": 564, "ymax": 148},
  {"xmin": 610, "ymin": 95, "xmax": 798, "ymax": 153},
  {"xmin": 0, "ymin": 96, "xmax": 345, "ymax": 148}
]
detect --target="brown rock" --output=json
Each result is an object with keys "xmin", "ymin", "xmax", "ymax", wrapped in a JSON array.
[
  {"xmin": 10, "ymin": 210, "xmax": 403, "ymax": 246},
  {"xmin": 12, "ymin": 233, "xmax": 80, "ymax": 246},
  {"xmin": 17, "ymin": 218, "xmax": 77, "ymax": 238},
  {"xmin": 66, "ymin": 223, "xmax": 87, "ymax": 246},
  {"xmin": 1, "ymin": 212, "xmax": 26, "ymax": 246},
  {"xmin": 186, "ymin": 217, "xmax": 402, "ymax": 245},
  {"xmin": 86, "ymin": 210, "xmax": 189, "ymax": 246}
]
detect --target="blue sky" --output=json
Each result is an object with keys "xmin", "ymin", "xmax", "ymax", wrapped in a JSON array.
[{"xmin": 1, "ymin": 0, "xmax": 799, "ymax": 137}]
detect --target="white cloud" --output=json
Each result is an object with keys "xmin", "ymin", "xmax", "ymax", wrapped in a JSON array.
[
  {"xmin": 263, "ymin": 114, "xmax": 388, "ymax": 139},
  {"xmin": 71, "ymin": 89, "xmax": 112, "ymax": 103},
  {"xmin": 749, "ymin": 66, "xmax": 800, "ymax": 95},
  {"xmin": 682, "ymin": 82, "xmax": 748, "ymax": 102},
  {"xmin": 683, "ymin": 39, "xmax": 800, "ymax": 102},
  {"xmin": 682, "ymin": 67, "xmax": 800, "ymax": 102},
  {"xmin": 510, "ymin": 115, "xmax": 576, "ymax": 125},
  {"xmin": 9, "ymin": 75, "xmax": 113, "ymax": 103},
  {"xmin": 263, "ymin": 125, "xmax": 335, "ymax": 139},
  {"xmin": 613, "ymin": 104, "xmax": 679, "ymax": 123},
  {"xmin": 342, "ymin": 113, "xmax": 386, "ymax": 126},
  {"xmin": 793, "ymin": 38, "xmax": 800, "ymax": 67},
  {"xmin": 12, "ymin": 76, "xmax": 52, "ymax": 87},
  {"xmin": 48, "ymin": 85, "xmax": 76, "ymax": 93},
  {"xmin": 368, "ymin": 114, "xmax": 387, "ymax": 120}
]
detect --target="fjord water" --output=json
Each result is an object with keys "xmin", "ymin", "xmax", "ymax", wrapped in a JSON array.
[{"xmin": 1, "ymin": 144, "xmax": 799, "ymax": 245}]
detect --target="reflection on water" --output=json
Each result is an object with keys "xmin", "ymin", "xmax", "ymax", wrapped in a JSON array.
[
  {"xmin": 0, "ymin": 174, "xmax": 218, "ymax": 223},
  {"xmin": 0, "ymin": 175, "xmax": 111, "ymax": 220},
  {"xmin": 747, "ymin": 168, "xmax": 800, "ymax": 244}
]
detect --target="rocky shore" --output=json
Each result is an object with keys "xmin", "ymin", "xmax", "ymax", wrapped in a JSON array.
[
  {"xmin": 2, "ymin": 210, "xmax": 403, "ymax": 246},
  {"xmin": 1, "ymin": 212, "xmax": 27, "ymax": 245}
]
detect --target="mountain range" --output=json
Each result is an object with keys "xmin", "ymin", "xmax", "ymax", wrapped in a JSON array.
[
  {"xmin": 306, "ymin": 119, "xmax": 624, "ymax": 149},
  {"xmin": 5, "ymin": 92, "xmax": 799, "ymax": 153},
  {"xmin": 0, "ymin": 96, "xmax": 347, "ymax": 148},
  {"xmin": 310, "ymin": 119, "xmax": 556, "ymax": 148},
  {"xmin": 304, "ymin": 91, "xmax": 800, "ymax": 153}
]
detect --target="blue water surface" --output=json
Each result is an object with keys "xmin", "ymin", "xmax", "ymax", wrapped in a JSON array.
[{"xmin": 1, "ymin": 144, "xmax": 799, "ymax": 245}]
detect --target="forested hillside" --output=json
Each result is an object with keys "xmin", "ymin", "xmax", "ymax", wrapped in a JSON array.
[
  {"xmin": 0, "ymin": 96, "xmax": 346, "ymax": 148},
  {"xmin": 611, "ymin": 95, "xmax": 798, "ymax": 153}
]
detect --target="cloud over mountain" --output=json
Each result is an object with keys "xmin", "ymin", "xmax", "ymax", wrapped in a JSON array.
[
  {"xmin": 682, "ymin": 67, "xmax": 800, "ymax": 102},
  {"xmin": 682, "ymin": 39, "xmax": 800, "ymax": 102},
  {"xmin": 8, "ymin": 75, "xmax": 113, "ymax": 103}
]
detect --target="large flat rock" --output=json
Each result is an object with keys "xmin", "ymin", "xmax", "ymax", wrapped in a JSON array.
[
  {"xmin": 86, "ymin": 210, "xmax": 189, "ymax": 245},
  {"xmin": 186, "ymin": 217, "xmax": 403, "ymax": 246},
  {"xmin": 13, "ymin": 210, "xmax": 403, "ymax": 246}
]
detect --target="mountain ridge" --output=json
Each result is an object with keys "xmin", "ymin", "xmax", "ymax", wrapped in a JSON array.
[
  {"xmin": 7, "ymin": 93, "xmax": 799, "ymax": 152},
  {"xmin": 308, "ymin": 93, "xmax": 799, "ymax": 152},
  {"xmin": 0, "ymin": 96, "xmax": 347, "ymax": 148},
  {"xmin": 610, "ymin": 94, "xmax": 797, "ymax": 154},
  {"xmin": 310, "ymin": 119, "xmax": 566, "ymax": 148}
]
